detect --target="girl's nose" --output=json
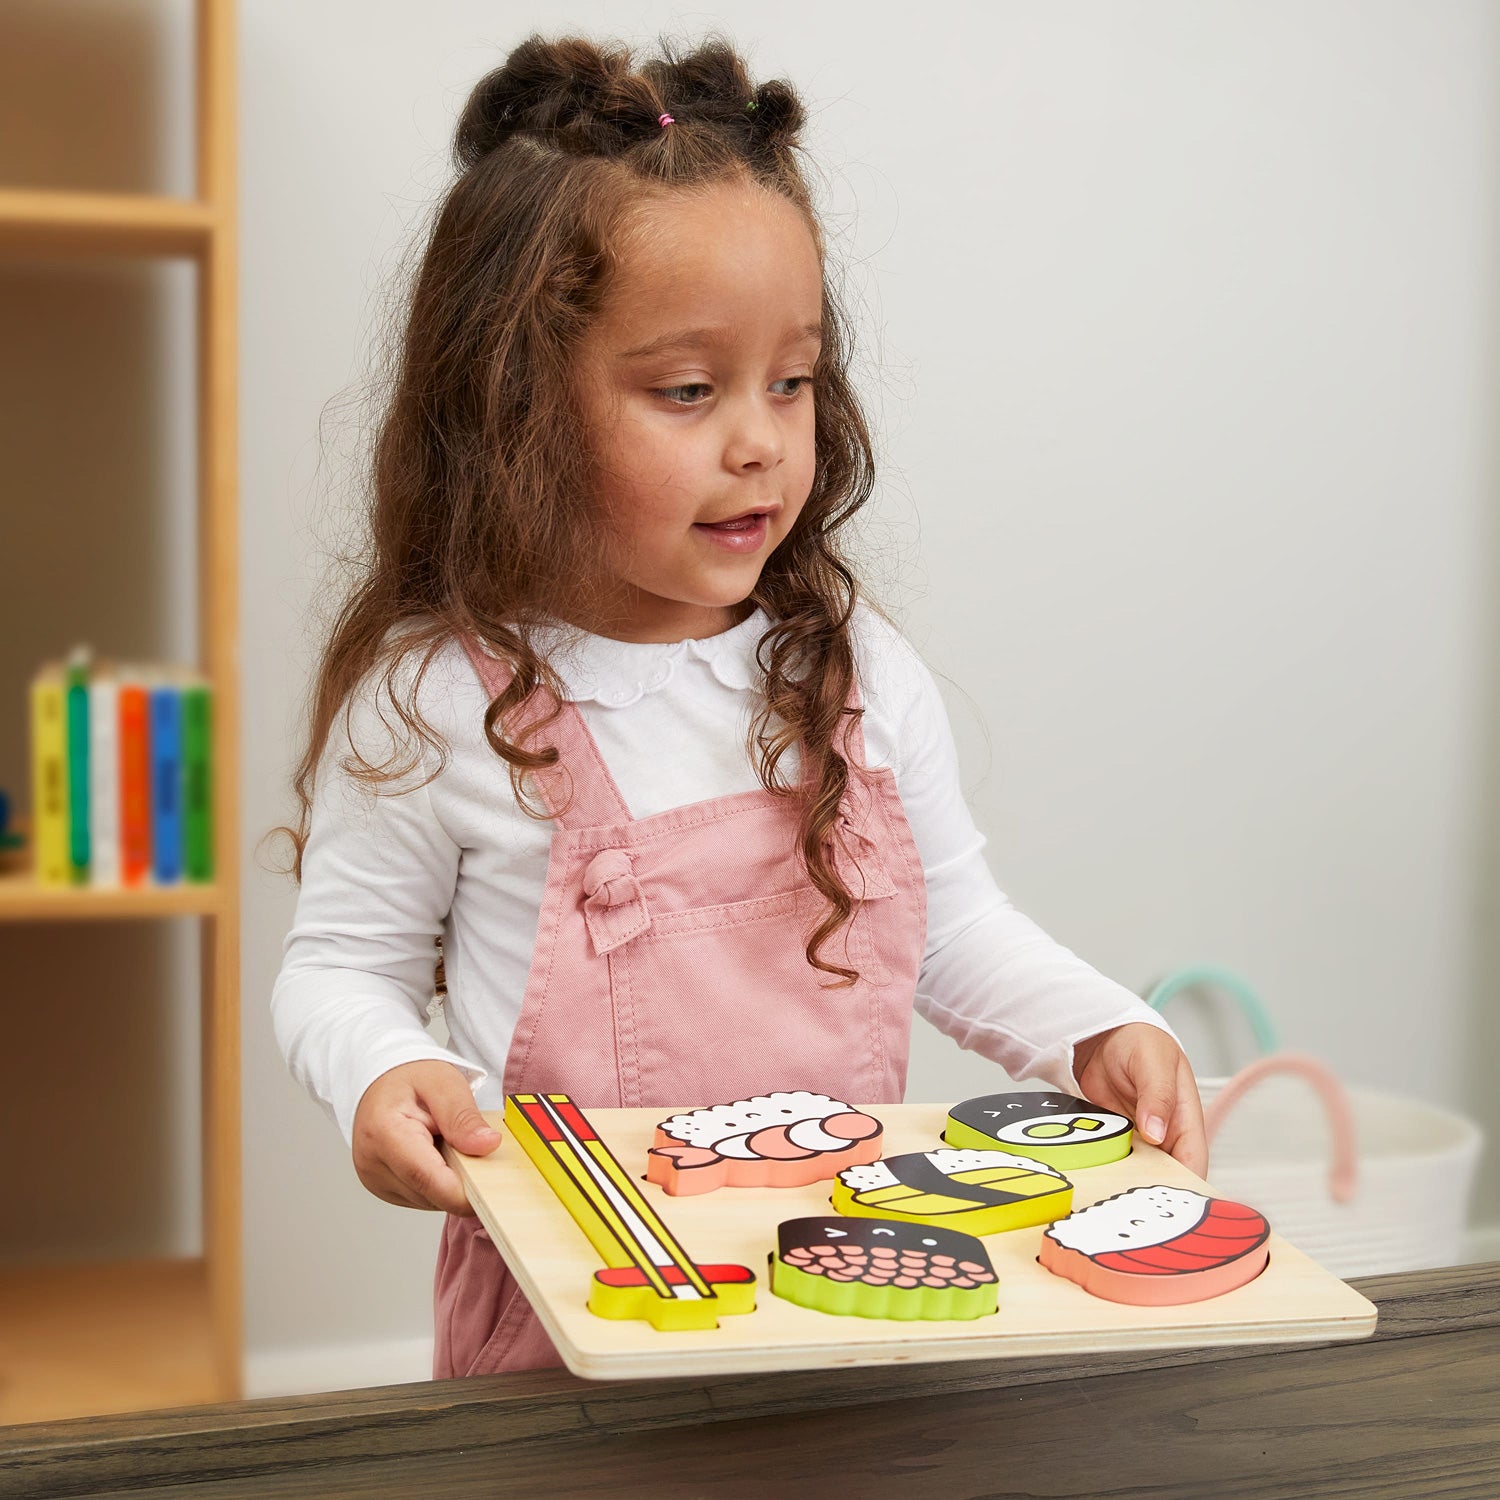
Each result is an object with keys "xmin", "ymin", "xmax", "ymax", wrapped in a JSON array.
[{"xmin": 723, "ymin": 396, "xmax": 784, "ymax": 472}]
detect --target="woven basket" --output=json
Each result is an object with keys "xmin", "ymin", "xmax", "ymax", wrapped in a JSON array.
[
  {"xmin": 1144, "ymin": 965, "xmax": 1485, "ymax": 1279},
  {"xmin": 1199, "ymin": 1053, "xmax": 1483, "ymax": 1279}
]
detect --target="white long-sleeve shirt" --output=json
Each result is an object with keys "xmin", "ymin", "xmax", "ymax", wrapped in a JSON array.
[{"xmin": 272, "ymin": 602, "xmax": 1180, "ymax": 1144}]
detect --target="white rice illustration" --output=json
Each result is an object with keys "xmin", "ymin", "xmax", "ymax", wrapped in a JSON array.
[
  {"xmin": 1046, "ymin": 1185, "xmax": 1208, "ymax": 1255},
  {"xmin": 658, "ymin": 1092, "xmax": 862, "ymax": 1158}
]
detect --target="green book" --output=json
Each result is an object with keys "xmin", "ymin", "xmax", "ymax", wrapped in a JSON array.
[
  {"xmin": 65, "ymin": 645, "xmax": 91, "ymax": 884},
  {"xmin": 183, "ymin": 679, "xmax": 213, "ymax": 882}
]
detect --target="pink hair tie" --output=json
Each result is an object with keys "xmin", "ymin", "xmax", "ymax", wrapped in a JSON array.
[{"xmin": 658, "ymin": 112, "xmax": 674, "ymax": 127}]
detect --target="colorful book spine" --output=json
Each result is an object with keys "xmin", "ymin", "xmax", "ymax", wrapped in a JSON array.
[
  {"xmin": 26, "ymin": 651, "xmax": 213, "ymax": 889},
  {"xmin": 182, "ymin": 677, "xmax": 213, "ymax": 882},
  {"xmin": 29, "ymin": 664, "xmax": 70, "ymax": 886},
  {"xmin": 65, "ymin": 645, "xmax": 91, "ymax": 884},
  {"xmin": 89, "ymin": 663, "xmax": 120, "ymax": 887},
  {"xmin": 118, "ymin": 669, "xmax": 152, "ymax": 886},
  {"xmin": 149, "ymin": 673, "xmax": 183, "ymax": 885}
]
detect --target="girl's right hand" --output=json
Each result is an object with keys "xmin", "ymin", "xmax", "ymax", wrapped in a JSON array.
[{"xmin": 351, "ymin": 1059, "xmax": 501, "ymax": 1214}]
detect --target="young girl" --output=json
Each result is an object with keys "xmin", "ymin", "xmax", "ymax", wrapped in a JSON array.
[{"xmin": 271, "ymin": 30, "xmax": 1206, "ymax": 1380}]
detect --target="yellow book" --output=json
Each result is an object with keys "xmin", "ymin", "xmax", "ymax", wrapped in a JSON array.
[{"xmin": 30, "ymin": 662, "xmax": 70, "ymax": 886}]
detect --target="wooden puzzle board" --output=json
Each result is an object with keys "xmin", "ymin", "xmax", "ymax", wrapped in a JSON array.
[{"xmin": 446, "ymin": 1102, "xmax": 1378, "ymax": 1380}]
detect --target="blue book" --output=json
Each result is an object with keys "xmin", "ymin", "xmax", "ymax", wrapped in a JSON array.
[{"xmin": 149, "ymin": 677, "xmax": 183, "ymax": 884}]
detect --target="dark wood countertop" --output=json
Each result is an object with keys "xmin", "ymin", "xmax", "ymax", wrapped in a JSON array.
[{"xmin": 3, "ymin": 1261, "xmax": 1497, "ymax": 1499}]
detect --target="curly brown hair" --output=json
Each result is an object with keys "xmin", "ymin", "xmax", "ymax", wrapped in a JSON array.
[{"xmin": 267, "ymin": 29, "xmax": 899, "ymax": 987}]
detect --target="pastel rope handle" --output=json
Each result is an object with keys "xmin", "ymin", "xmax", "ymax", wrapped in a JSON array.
[
  {"xmin": 1201, "ymin": 1051, "xmax": 1358, "ymax": 1204},
  {"xmin": 1143, "ymin": 963, "xmax": 1281, "ymax": 1056}
]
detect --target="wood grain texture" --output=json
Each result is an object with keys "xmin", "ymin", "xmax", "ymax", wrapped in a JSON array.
[
  {"xmin": 3, "ymin": 1263, "xmax": 1494, "ymax": 1500},
  {"xmin": 195, "ymin": 0, "xmax": 243, "ymax": 1405},
  {"xmin": 447, "ymin": 1101, "xmax": 1377, "ymax": 1377}
]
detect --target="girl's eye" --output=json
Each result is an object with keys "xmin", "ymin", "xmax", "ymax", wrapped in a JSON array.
[
  {"xmin": 654, "ymin": 383, "xmax": 712, "ymax": 406},
  {"xmin": 651, "ymin": 377, "xmax": 814, "ymax": 408}
]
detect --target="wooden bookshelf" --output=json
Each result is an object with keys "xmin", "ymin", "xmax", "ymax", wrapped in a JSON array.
[{"xmin": 0, "ymin": 0, "xmax": 240, "ymax": 1423}]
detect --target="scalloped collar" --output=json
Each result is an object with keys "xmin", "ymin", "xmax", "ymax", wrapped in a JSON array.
[{"xmin": 481, "ymin": 606, "xmax": 770, "ymax": 707}]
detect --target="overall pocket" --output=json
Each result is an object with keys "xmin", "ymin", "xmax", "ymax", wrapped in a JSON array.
[{"xmin": 581, "ymin": 821, "xmax": 898, "ymax": 1110}]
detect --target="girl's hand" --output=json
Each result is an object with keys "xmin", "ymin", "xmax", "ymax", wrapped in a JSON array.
[
  {"xmin": 1071, "ymin": 1023, "xmax": 1209, "ymax": 1179},
  {"xmin": 351, "ymin": 1059, "xmax": 501, "ymax": 1214}
]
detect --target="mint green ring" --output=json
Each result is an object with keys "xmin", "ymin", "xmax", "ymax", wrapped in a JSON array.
[{"xmin": 1142, "ymin": 963, "xmax": 1279, "ymax": 1056}]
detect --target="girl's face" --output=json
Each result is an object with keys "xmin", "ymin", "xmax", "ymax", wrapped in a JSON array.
[{"xmin": 573, "ymin": 182, "xmax": 824, "ymax": 643}]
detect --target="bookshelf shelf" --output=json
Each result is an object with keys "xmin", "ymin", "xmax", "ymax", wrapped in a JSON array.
[
  {"xmin": 0, "ymin": 188, "xmax": 217, "ymax": 259},
  {"xmin": 0, "ymin": 0, "xmax": 241, "ymax": 1422},
  {"xmin": 0, "ymin": 868, "xmax": 225, "ymax": 921}
]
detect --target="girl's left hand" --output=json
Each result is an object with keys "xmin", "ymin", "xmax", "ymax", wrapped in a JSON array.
[{"xmin": 1071, "ymin": 1023, "xmax": 1209, "ymax": 1179}]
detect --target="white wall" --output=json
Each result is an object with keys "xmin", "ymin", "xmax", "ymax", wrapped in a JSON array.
[{"xmin": 239, "ymin": 1, "xmax": 1500, "ymax": 1389}]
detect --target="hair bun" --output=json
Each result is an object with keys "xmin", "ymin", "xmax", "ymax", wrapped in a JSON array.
[
  {"xmin": 453, "ymin": 36, "xmax": 634, "ymax": 169},
  {"xmin": 742, "ymin": 79, "xmax": 804, "ymax": 157},
  {"xmin": 453, "ymin": 32, "xmax": 807, "ymax": 171}
]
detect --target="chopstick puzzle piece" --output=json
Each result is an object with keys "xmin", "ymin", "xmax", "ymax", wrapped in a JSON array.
[{"xmin": 505, "ymin": 1092, "xmax": 756, "ymax": 1331}]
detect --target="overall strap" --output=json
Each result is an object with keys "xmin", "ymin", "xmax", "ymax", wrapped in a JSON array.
[{"xmin": 456, "ymin": 633, "xmax": 634, "ymax": 829}]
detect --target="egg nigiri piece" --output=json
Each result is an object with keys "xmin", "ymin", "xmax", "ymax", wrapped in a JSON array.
[{"xmin": 833, "ymin": 1148, "xmax": 1073, "ymax": 1235}]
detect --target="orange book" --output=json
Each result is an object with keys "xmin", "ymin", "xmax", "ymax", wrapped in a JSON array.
[{"xmin": 119, "ymin": 671, "xmax": 152, "ymax": 886}]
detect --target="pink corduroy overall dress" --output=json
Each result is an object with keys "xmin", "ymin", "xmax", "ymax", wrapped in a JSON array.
[{"xmin": 433, "ymin": 629, "xmax": 929, "ymax": 1378}]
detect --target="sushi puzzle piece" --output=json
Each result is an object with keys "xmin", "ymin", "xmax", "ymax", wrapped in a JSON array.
[
  {"xmin": 771, "ymin": 1216, "xmax": 1000, "ymax": 1321},
  {"xmin": 504, "ymin": 1092, "xmax": 756, "ymax": 1331},
  {"xmin": 833, "ymin": 1148, "xmax": 1074, "ymax": 1236},
  {"xmin": 1039, "ymin": 1185, "xmax": 1271, "ymax": 1306},
  {"xmin": 945, "ymin": 1091, "xmax": 1133, "ymax": 1169},
  {"xmin": 647, "ymin": 1090, "xmax": 884, "ymax": 1196}
]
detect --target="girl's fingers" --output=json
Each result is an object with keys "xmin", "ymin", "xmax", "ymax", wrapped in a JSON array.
[
  {"xmin": 1164, "ymin": 1055, "xmax": 1210, "ymax": 1179},
  {"xmin": 367, "ymin": 1171, "xmax": 435, "ymax": 1212},
  {"xmin": 1130, "ymin": 1059, "xmax": 1177, "ymax": 1148},
  {"xmin": 1164, "ymin": 1118, "xmax": 1209, "ymax": 1180},
  {"xmin": 355, "ymin": 1107, "xmax": 473, "ymax": 1214},
  {"xmin": 385, "ymin": 1115, "xmax": 475, "ymax": 1215},
  {"xmin": 1136, "ymin": 1099, "xmax": 1173, "ymax": 1147},
  {"xmin": 355, "ymin": 1151, "xmax": 438, "ymax": 1211}
]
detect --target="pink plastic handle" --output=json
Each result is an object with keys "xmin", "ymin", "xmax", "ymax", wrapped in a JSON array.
[{"xmin": 1201, "ymin": 1051, "xmax": 1358, "ymax": 1204}]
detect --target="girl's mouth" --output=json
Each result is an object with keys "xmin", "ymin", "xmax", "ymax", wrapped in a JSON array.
[{"xmin": 693, "ymin": 512, "xmax": 770, "ymax": 553}]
